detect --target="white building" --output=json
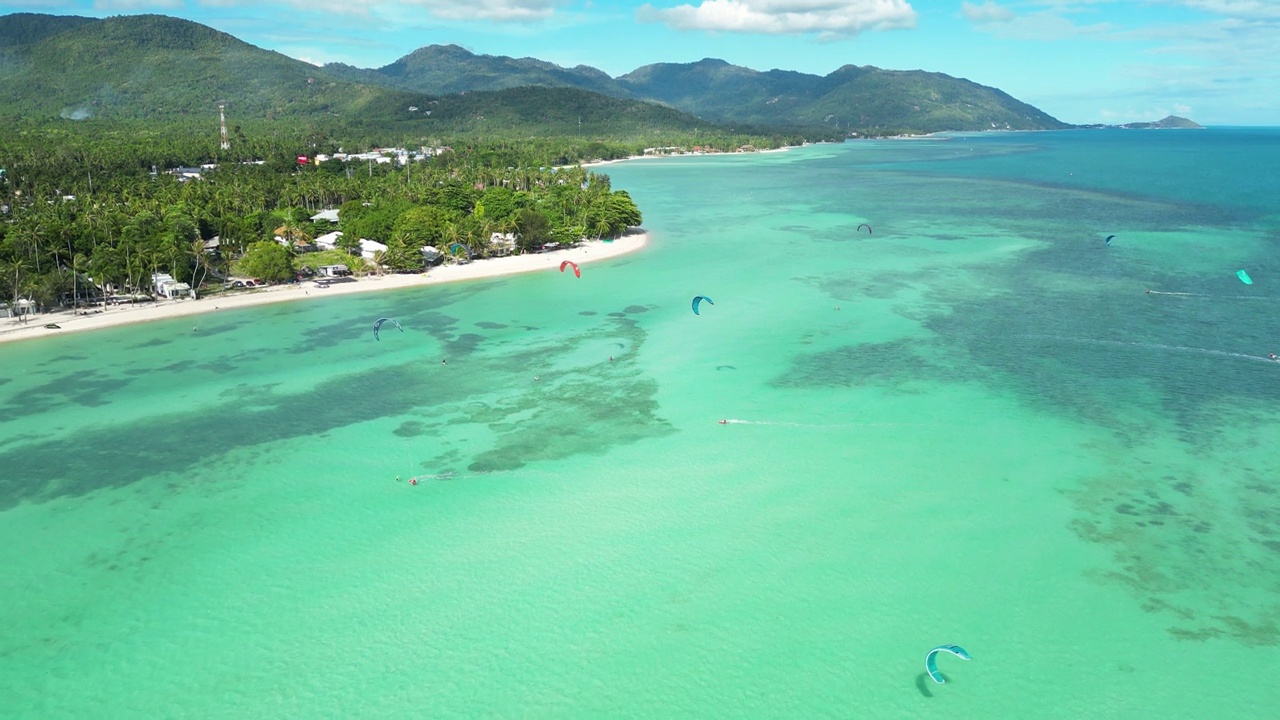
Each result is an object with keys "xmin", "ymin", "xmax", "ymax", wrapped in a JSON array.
[
  {"xmin": 358, "ymin": 239, "xmax": 388, "ymax": 260},
  {"xmin": 311, "ymin": 209, "xmax": 340, "ymax": 223},
  {"xmin": 314, "ymin": 230, "xmax": 343, "ymax": 250},
  {"xmin": 151, "ymin": 272, "xmax": 193, "ymax": 299}
]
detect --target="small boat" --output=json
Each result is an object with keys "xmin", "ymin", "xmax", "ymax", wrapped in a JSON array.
[{"xmin": 44, "ymin": 323, "xmax": 61, "ymax": 330}]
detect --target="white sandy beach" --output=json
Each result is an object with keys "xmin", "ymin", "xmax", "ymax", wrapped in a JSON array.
[
  {"xmin": 0, "ymin": 232, "xmax": 648, "ymax": 345},
  {"xmin": 578, "ymin": 146, "xmax": 793, "ymax": 170}
]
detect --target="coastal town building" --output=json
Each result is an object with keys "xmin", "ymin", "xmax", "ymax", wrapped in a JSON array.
[{"xmin": 151, "ymin": 272, "xmax": 193, "ymax": 299}]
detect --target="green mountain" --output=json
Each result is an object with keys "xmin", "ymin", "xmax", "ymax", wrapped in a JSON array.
[
  {"xmin": 0, "ymin": 13, "xmax": 708, "ymax": 138},
  {"xmin": 0, "ymin": 13, "xmax": 386, "ymax": 121},
  {"xmin": 325, "ymin": 44, "xmax": 633, "ymax": 99},
  {"xmin": 327, "ymin": 45, "xmax": 1069, "ymax": 133},
  {"xmin": 618, "ymin": 59, "xmax": 1068, "ymax": 133},
  {"xmin": 0, "ymin": 12, "xmax": 1068, "ymax": 135}
]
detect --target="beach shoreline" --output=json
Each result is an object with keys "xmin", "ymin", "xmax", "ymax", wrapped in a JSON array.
[
  {"xmin": 0, "ymin": 231, "xmax": 648, "ymax": 345},
  {"xmin": 579, "ymin": 144, "xmax": 796, "ymax": 169}
]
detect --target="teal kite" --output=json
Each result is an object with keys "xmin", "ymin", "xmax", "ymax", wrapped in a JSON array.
[
  {"xmin": 1237, "ymin": 270, "xmax": 1253, "ymax": 285},
  {"xmin": 373, "ymin": 317, "xmax": 403, "ymax": 342},
  {"xmin": 692, "ymin": 295, "xmax": 714, "ymax": 315},
  {"xmin": 925, "ymin": 645, "xmax": 972, "ymax": 684}
]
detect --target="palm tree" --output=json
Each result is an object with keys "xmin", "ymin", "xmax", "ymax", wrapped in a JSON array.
[
  {"xmin": 70, "ymin": 252, "xmax": 90, "ymax": 309},
  {"xmin": 189, "ymin": 239, "xmax": 210, "ymax": 299},
  {"xmin": 1, "ymin": 257, "xmax": 33, "ymax": 324}
]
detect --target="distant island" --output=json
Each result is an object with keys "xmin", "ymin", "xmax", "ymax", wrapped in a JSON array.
[{"xmin": 1079, "ymin": 115, "xmax": 1204, "ymax": 130}]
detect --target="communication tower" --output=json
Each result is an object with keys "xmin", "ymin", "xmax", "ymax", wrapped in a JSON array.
[{"xmin": 218, "ymin": 103, "xmax": 230, "ymax": 150}]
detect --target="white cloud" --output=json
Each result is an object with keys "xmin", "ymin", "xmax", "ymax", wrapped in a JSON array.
[
  {"xmin": 637, "ymin": 0, "xmax": 917, "ymax": 37},
  {"xmin": 94, "ymin": 0, "xmax": 182, "ymax": 9},
  {"xmin": 961, "ymin": 1, "xmax": 1014, "ymax": 23},
  {"xmin": 1168, "ymin": 0, "xmax": 1280, "ymax": 19},
  {"xmin": 195, "ymin": 0, "xmax": 565, "ymax": 20},
  {"xmin": 963, "ymin": 4, "xmax": 1111, "ymax": 40},
  {"xmin": 402, "ymin": 0, "xmax": 568, "ymax": 21}
]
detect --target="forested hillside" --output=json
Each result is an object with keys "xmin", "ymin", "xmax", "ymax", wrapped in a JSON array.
[{"xmin": 0, "ymin": 13, "xmax": 1068, "ymax": 135}]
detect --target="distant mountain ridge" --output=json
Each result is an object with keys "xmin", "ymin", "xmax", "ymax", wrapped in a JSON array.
[
  {"xmin": 0, "ymin": 12, "xmax": 1070, "ymax": 135},
  {"xmin": 327, "ymin": 46, "xmax": 1070, "ymax": 134},
  {"xmin": 0, "ymin": 13, "xmax": 711, "ymax": 137},
  {"xmin": 324, "ymin": 44, "xmax": 635, "ymax": 100}
]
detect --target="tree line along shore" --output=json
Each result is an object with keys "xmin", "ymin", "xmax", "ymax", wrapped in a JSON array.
[{"xmin": 0, "ymin": 128, "xmax": 684, "ymax": 324}]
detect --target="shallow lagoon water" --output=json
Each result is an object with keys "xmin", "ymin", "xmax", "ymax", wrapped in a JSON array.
[{"xmin": 2, "ymin": 130, "xmax": 1278, "ymax": 717}]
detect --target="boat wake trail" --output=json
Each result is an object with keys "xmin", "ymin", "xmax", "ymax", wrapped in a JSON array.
[
  {"xmin": 1024, "ymin": 335, "xmax": 1277, "ymax": 364},
  {"xmin": 717, "ymin": 419, "xmax": 936, "ymax": 428},
  {"xmin": 1146, "ymin": 290, "xmax": 1270, "ymax": 300}
]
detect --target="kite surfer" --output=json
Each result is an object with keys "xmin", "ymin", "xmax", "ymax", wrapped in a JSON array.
[
  {"xmin": 718, "ymin": 419, "xmax": 728, "ymax": 425},
  {"xmin": 1269, "ymin": 353, "xmax": 1278, "ymax": 361}
]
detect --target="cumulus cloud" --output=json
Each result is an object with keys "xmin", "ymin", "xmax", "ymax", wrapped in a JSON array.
[
  {"xmin": 961, "ymin": 1, "xmax": 1014, "ymax": 23},
  {"xmin": 637, "ymin": 0, "xmax": 917, "ymax": 37}
]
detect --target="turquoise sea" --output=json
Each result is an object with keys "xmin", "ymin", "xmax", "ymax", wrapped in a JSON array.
[{"xmin": 2, "ymin": 129, "xmax": 1279, "ymax": 717}]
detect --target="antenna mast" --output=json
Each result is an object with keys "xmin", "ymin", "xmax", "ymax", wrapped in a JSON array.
[{"xmin": 219, "ymin": 103, "xmax": 230, "ymax": 150}]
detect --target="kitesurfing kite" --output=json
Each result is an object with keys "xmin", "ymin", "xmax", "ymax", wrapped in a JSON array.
[
  {"xmin": 691, "ymin": 295, "xmax": 714, "ymax": 315},
  {"xmin": 925, "ymin": 645, "xmax": 972, "ymax": 684},
  {"xmin": 857, "ymin": 224, "xmax": 872, "ymax": 235},
  {"xmin": 449, "ymin": 243, "xmax": 472, "ymax": 259},
  {"xmin": 560, "ymin": 260, "xmax": 581, "ymax": 278},
  {"xmin": 373, "ymin": 317, "xmax": 403, "ymax": 341},
  {"xmin": 1105, "ymin": 235, "xmax": 1115, "ymax": 246},
  {"xmin": 1237, "ymin": 270, "xmax": 1253, "ymax": 285}
]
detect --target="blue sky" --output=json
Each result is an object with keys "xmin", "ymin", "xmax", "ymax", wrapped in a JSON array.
[{"xmin": 4, "ymin": 1, "xmax": 1279, "ymax": 125}]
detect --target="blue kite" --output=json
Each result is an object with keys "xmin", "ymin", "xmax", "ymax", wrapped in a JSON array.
[
  {"xmin": 373, "ymin": 317, "xmax": 403, "ymax": 341},
  {"xmin": 692, "ymin": 295, "xmax": 714, "ymax": 315},
  {"xmin": 925, "ymin": 645, "xmax": 972, "ymax": 684},
  {"xmin": 1237, "ymin": 269, "xmax": 1253, "ymax": 285},
  {"xmin": 1105, "ymin": 235, "xmax": 1115, "ymax": 246}
]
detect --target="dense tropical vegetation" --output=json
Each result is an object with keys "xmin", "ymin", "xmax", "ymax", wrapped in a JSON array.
[{"xmin": 0, "ymin": 126, "xmax": 651, "ymax": 317}]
